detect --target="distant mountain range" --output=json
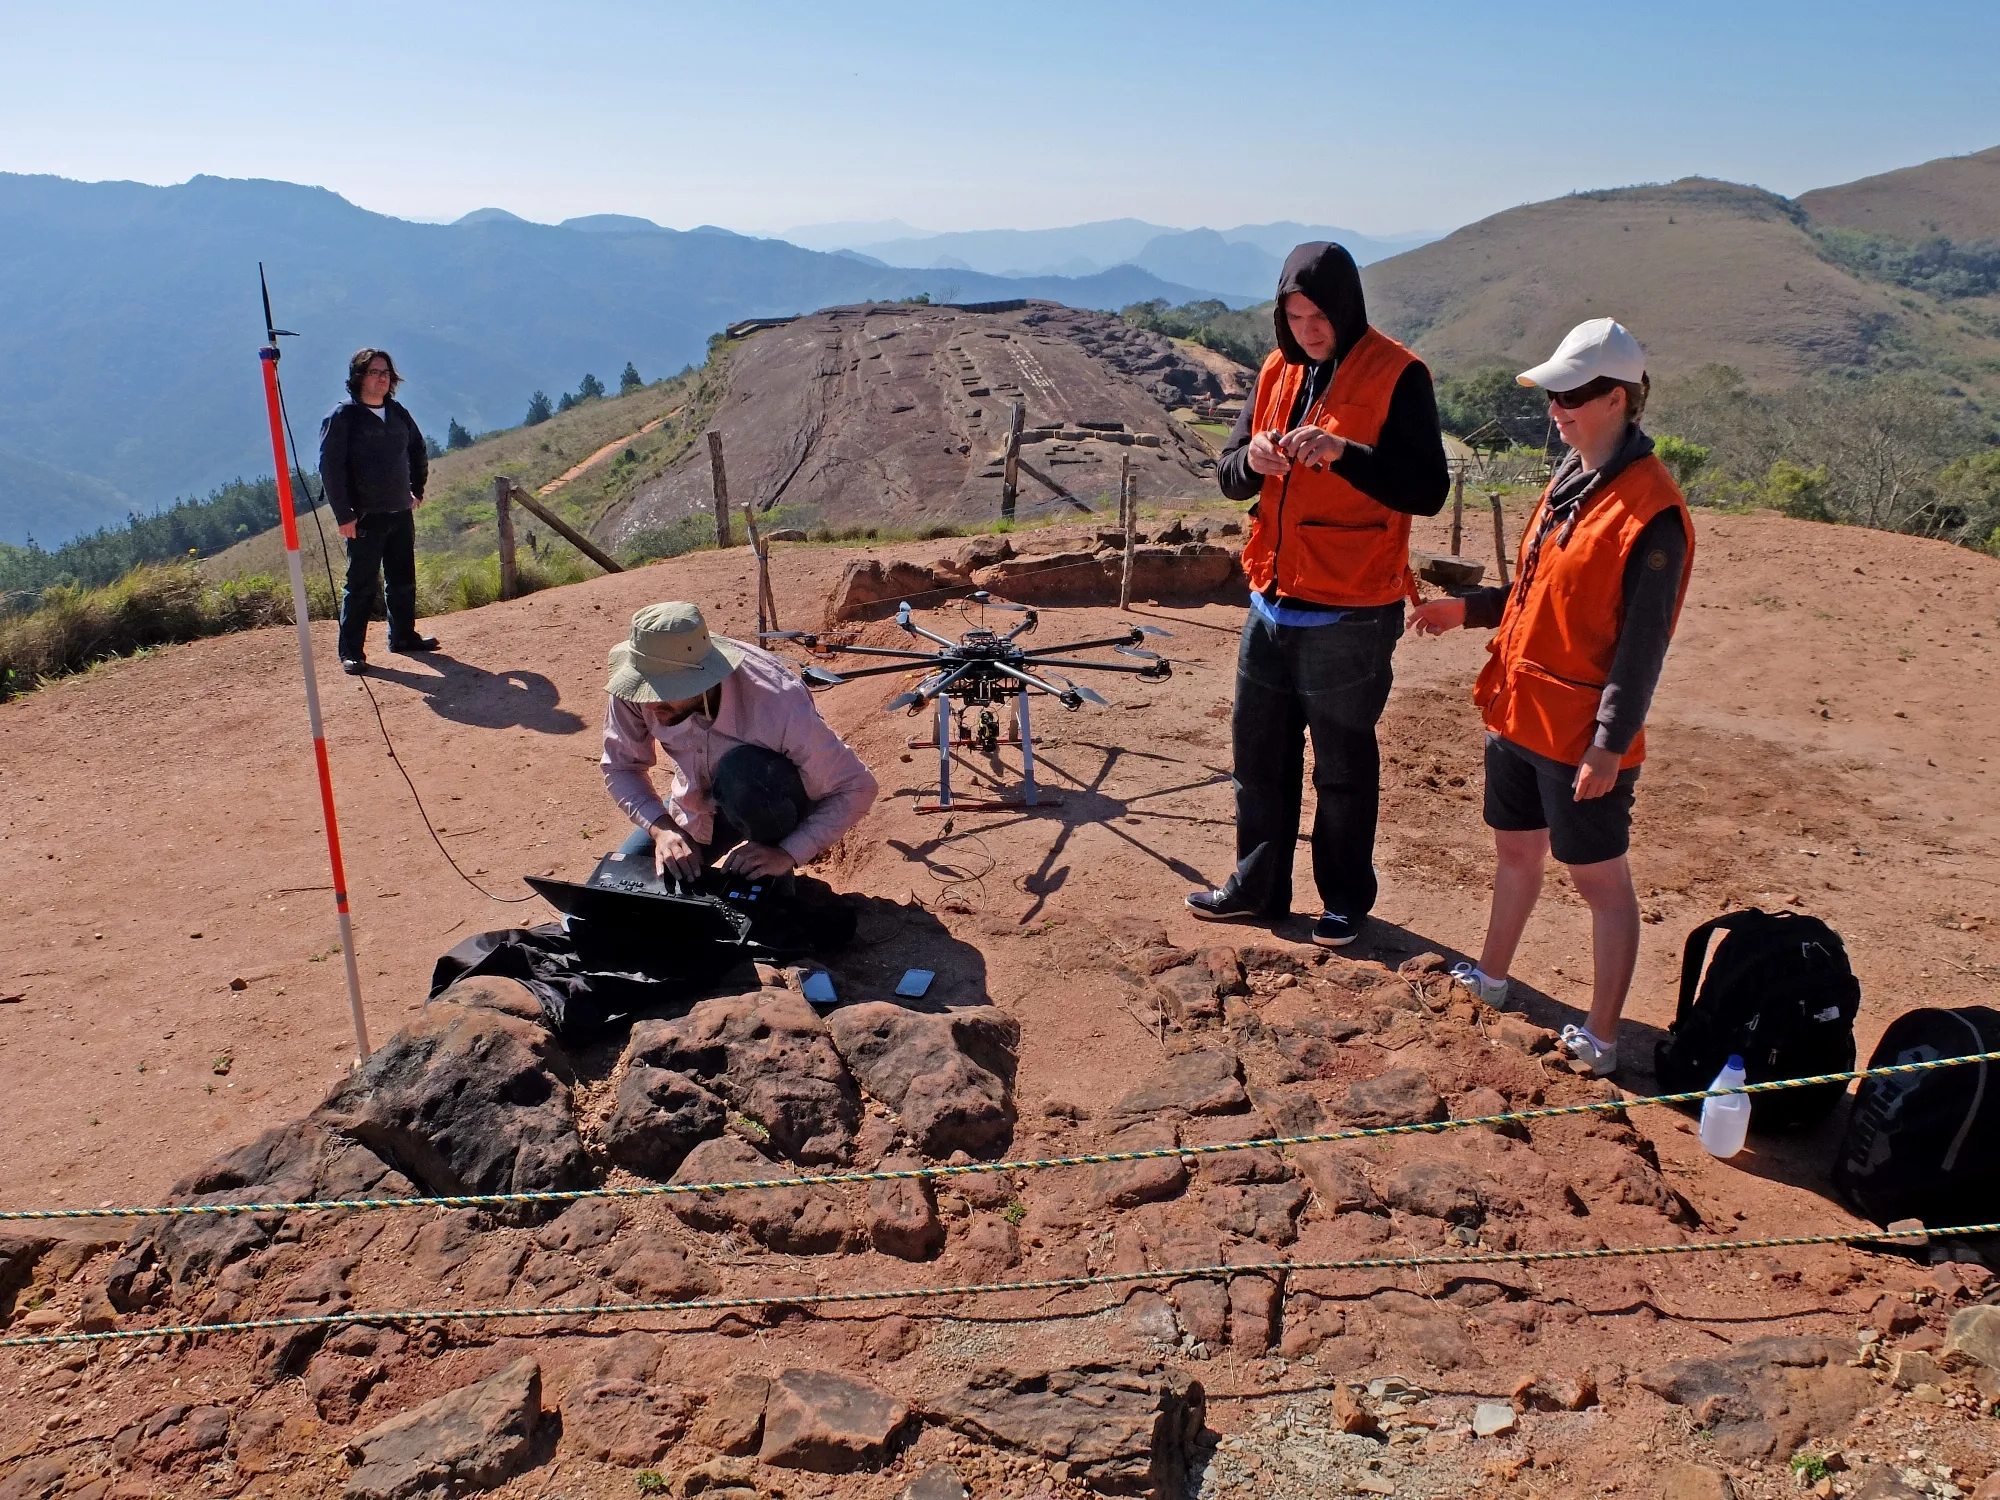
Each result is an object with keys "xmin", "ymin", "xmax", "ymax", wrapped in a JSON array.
[
  {"xmin": 0, "ymin": 177, "xmax": 1244, "ymax": 546},
  {"xmin": 783, "ymin": 218, "xmax": 1440, "ymax": 296}
]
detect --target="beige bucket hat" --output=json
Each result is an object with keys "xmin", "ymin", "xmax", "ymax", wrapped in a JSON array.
[{"xmin": 605, "ymin": 602, "xmax": 749, "ymax": 703}]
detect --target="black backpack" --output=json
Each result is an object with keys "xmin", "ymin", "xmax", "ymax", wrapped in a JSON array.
[
  {"xmin": 1834, "ymin": 1006, "xmax": 2000, "ymax": 1229},
  {"xmin": 1653, "ymin": 909, "xmax": 1860, "ymax": 1130}
]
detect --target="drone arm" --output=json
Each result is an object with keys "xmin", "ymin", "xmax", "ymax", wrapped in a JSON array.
[
  {"xmin": 1021, "ymin": 631, "xmax": 1148, "ymax": 656},
  {"xmin": 822, "ymin": 645, "xmax": 945, "ymax": 660},
  {"xmin": 917, "ymin": 662, "xmax": 977, "ymax": 702},
  {"xmin": 1008, "ymin": 656, "xmax": 1164, "ymax": 674},
  {"xmin": 899, "ymin": 618, "xmax": 961, "ymax": 649},
  {"xmin": 807, "ymin": 658, "xmax": 953, "ymax": 682},
  {"xmin": 998, "ymin": 610, "xmax": 1039, "ymax": 642},
  {"xmin": 989, "ymin": 662, "xmax": 1076, "ymax": 698}
]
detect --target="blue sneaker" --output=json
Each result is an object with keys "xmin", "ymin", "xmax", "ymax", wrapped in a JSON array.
[
  {"xmin": 1312, "ymin": 911, "xmax": 1360, "ymax": 948},
  {"xmin": 1186, "ymin": 888, "xmax": 1261, "ymax": 922}
]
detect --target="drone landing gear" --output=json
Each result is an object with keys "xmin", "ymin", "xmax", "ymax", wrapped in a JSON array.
[{"xmin": 915, "ymin": 691, "xmax": 1063, "ymax": 814}]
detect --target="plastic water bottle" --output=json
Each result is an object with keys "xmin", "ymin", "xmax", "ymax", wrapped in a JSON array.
[{"xmin": 1699, "ymin": 1055, "xmax": 1751, "ymax": 1159}]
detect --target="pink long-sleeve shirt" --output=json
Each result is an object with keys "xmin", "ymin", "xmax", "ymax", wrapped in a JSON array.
[{"xmin": 600, "ymin": 644, "xmax": 878, "ymax": 866}]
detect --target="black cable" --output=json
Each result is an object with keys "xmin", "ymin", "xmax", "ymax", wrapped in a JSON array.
[{"xmin": 273, "ymin": 372, "xmax": 536, "ymax": 905}]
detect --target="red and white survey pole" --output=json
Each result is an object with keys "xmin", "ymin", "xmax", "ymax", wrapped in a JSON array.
[{"xmin": 255, "ymin": 278, "xmax": 371, "ymax": 1063}]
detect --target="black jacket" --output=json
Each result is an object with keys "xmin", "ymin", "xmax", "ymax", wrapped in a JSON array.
[
  {"xmin": 318, "ymin": 398, "xmax": 428, "ymax": 526},
  {"xmin": 1217, "ymin": 241, "xmax": 1448, "ymax": 518}
]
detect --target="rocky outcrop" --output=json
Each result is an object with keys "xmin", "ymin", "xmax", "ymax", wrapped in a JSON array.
[
  {"xmin": 155, "ymin": 1119, "xmax": 412, "ymax": 1280},
  {"xmin": 628, "ymin": 993, "xmax": 860, "ymax": 1164},
  {"xmin": 342, "ymin": 1357, "xmax": 544, "ymax": 1500},
  {"xmin": 868, "ymin": 1156, "xmax": 945, "ymax": 1261},
  {"xmin": 318, "ymin": 1002, "xmax": 590, "ymax": 1219},
  {"xmin": 1111, "ymin": 1050, "xmax": 1249, "ymax": 1120},
  {"xmin": 829, "ymin": 559, "xmax": 965, "ymax": 622},
  {"xmin": 827, "ymin": 1004, "xmax": 1020, "ymax": 1157},
  {"xmin": 601, "ymin": 1064, "xmax": 727, "ymax": 1179},
  {"xmin": 934, "ymin": 1362, "xmax": 1207, "ymax": 1497},
  {"xmin": 0, "ymin": 1232, "xmax": 53, "ymax": 1325},
  {"xmin": 561, "ymin": 1378, "xmax": 695, "ymax": 1466},
  {"xmin": 601, "ymin": 1232, "xmax": 722, "ymax": 1302},
  {"xmin": 758, "ymin": 1368, "xmax": 911, "ymax": 1472},
  {"xmin": 1635, "ymin": 1336, "xmax": 1874, "ymax": 1461},
  {"xmin": 668, "ymin": 1135, "xmax": 855, "ymax": 1254}
]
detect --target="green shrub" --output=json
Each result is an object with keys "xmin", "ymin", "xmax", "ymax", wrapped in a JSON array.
[
  {"xmin": 1120, "ymin": 298, "xmax": 1274, "ymax": 369},
  {"xmin": 1759, "ymin": 460, "xmax": 1833, "ymax": 520},
  {"xmin": 1436, "ymin": 366, "xmax": 1549, "ymax": 446},
  {"xmin": 1653, "ymin": 433, "xmax": 1712, "ymax": 490},
  {"xmin": 0, "ymin": 563, "xmax": 294, "ymax": 700},
  {"xmin": 621, "ymin": 516, "xmax": 716, "ymax": 566}
]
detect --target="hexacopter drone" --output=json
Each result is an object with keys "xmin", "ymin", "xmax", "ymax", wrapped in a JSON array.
[{"xmin": 764, "ymin": 592, "xmax": 1171, "ymax": 811}]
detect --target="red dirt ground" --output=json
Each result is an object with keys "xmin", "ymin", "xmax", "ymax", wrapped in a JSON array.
[{"xmin": 2, "ymin": 501, "xmax": 1997, "ymax": 1497}]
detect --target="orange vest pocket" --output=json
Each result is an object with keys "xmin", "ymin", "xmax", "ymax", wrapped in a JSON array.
[{"xmin": 1495, "ymin": 662, "xmax": 1605, "ymax": 767}]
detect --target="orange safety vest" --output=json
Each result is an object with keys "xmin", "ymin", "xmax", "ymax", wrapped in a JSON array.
[
  {"xmin": 1473, "ymin": 452, "xmax": 1694, "ymax": 769},
  {"xmin": 1240, "ymin": 327, "xmax": 1422, "ymax": 609}
]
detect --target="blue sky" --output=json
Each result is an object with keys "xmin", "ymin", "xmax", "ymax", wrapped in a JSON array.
[{"xmin": 5, "ymin": 0, "xmax": 1997, "ymax": 236}]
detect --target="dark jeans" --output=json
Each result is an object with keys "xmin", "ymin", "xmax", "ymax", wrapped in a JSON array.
[
  {"xmin": 616, "ymin": 745, "xmax": 810, "ymax": 866},
  {"xmin": 337, "ymin": 509, "xmax": 420, "ymax": 662},
  {"xmin": 1221, "ymin": 603, "xmax": 1403, "ymax": 919}
]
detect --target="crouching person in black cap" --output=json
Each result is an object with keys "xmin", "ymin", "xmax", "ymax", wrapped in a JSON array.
[{"xmin": 600, "ymin": 602, "xmax": 879, "ymax": 881}]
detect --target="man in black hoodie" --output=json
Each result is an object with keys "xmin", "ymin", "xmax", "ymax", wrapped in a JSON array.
[
  {"xmin": 319, "ymin": 347, "xmax": 437, "ymax": 674},
  {"xmin": 1188, "ymin": 244, "xmax": 1448, "ymax": 946}
]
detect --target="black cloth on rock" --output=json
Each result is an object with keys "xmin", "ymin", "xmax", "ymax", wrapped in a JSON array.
[{"xmin": 429, "ymin": 872, "xmax": 860, "ymax": 1039}]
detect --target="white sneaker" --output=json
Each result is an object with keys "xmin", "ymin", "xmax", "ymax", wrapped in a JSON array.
[
  {"xmin": 1449, "ymin": 961, "xmax": 1513, "ymax": 1010},
  {"xmin": 1560, "ymin": 1024, "xmax": 1618, "ymax": 1076}
]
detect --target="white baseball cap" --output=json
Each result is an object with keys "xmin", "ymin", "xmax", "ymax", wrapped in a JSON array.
[{"xmin": 1516, "ymin": 318, "xmax": 1647, "ymax": 392}]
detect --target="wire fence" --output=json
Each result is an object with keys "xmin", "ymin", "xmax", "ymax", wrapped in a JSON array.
[{"xmin": 3, "ymin": 1048, "xmax": 1990, "ymax": 1225}]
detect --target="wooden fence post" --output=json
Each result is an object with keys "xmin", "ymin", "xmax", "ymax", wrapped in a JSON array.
[
  {"xmin": 1000, "ymin": 401, "xmax": 1024, "ymax": 522},
  {"xmin": 740, "ymin": 501, "xmax": 778, "ymax": 638},
  {"xmin": 504, "ymin": 480, "xmax": 625, "ymax": 576},
  {"xmin": 1449, "ymin": 464, "xmax": 1465, "ymax": 556},
  {"xmin": 707, "ymin": 431, "xmax": 733, "ymax": 548},
  {"xmin": 493, "ymin": 475, "xmax": 518, "ymax": 600},
  {"xmin": 1119, "ymin": 454, "xmax": 1135, "ymax": 611},
  {"xmin": 1489, "ymin": 491, "xmax": 1510, "ymax": 588}
]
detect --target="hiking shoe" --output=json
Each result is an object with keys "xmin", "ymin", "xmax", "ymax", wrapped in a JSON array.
[
  {"xmin": 1560, "ymin": 1024, "xmax": 1618, "ymax": 1076},
  {"xmin": 339, "ymin": 657, "xmax": 367, "ymax": 676},
  {"xmin": 1450, "ymin": 961, "xmax": 1513, "ymax": 1009},
  {"xmin": 1186, "ymin": 888, "xmax": 1261, "ymax": 922},
  {"xmin": 1311, "ymin": 911, "xmax": 1360, "ymax": 948},
  {"xmin": 390, "ymin": 635, "xmax": 440, "ymax": 653}
]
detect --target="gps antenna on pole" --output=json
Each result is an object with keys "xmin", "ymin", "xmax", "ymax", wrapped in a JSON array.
[{"xmin": 255, "ymin": 265, "xmax": 371, "ymax": 1063}]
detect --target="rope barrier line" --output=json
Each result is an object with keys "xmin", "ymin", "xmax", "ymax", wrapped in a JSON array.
[
  {"xmin": 1, "ymin": 1220, "xmax": 1984, "ymax": 1352},
  {"xmin": 2, "ymin": 1047, "xmax": 1988, "ymax": 1226}
]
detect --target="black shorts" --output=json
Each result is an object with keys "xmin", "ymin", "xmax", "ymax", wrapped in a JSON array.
[{"xmin": 1482, "ymin": 733, "xmax": 1639, "ymax": 866}]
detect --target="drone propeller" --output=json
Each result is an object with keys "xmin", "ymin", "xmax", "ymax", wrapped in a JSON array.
[
  {"xmin": 798, "ymin": 666, "xmax": 846, "ymax": 688},
  {"xmin": 1134, "ymin": 625, "xmax": 1172, "ymax": 638},
  {"xmin": 1069, "ymin": 682, "xmax": 1110, "ymax": 706},
  {"xmin": 758, "ymin": 629, "xmax": 819, "ymax": 644},
  {"xmin": 1115, "ymin": 644, "xmax": 1162, "ymax": 661},
  {"xmin": 886, "ymin": 690, "xmax": 922, "ymax": 712}
]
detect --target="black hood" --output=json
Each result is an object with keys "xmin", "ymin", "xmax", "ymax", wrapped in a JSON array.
[{"xmin": 1272, "ymin": 241, "xmax": 1368, "ymax": 365}]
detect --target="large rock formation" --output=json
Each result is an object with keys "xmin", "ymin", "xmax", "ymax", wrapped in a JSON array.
[{"xmin": 826, "ymin": 1003, "xmax": 1020, "ymax": 1157}]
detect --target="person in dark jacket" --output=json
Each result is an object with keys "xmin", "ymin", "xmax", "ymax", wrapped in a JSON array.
[
  {"xmin": 1188, "ymin": 244, "xmax": 1449, "ymax": 947},
  {"xmin": 319, "ymin": 348, "xmax": 437, "ymax": 674}
]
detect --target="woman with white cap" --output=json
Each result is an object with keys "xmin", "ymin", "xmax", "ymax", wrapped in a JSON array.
[
  {"xmin": 1410, "ymin": 318, "xmax": 1694, "ymax": 1076},
  {"xmin": 600, "ymin": 602, "xmax": 878, "ymax": 882}
]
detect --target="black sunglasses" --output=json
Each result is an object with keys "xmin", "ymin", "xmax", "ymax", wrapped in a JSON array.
[{"xmin": 1546, "ymin": 377, "xmax": 1620, "ymax": 409}]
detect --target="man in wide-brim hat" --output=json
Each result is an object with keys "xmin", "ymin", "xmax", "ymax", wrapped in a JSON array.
[{"xmin": 601, "ymin": 602, "xmax": 878, "ymax": 880}]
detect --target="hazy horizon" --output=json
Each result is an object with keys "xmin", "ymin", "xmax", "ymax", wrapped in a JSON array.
[{"xmin": 5, "ymin": 1, "xmax": 1995, "ymax": 239}]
